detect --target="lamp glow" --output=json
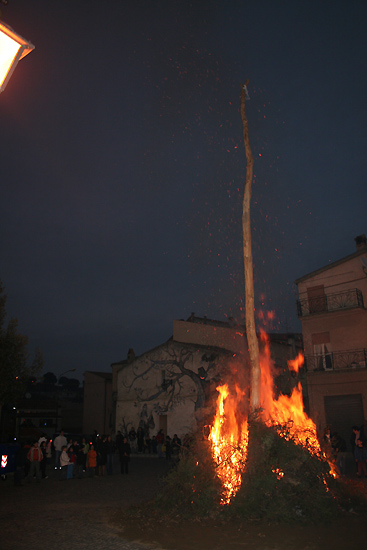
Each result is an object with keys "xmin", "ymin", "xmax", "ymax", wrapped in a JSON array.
[{"xmin": 0, "ymin": 20, "xmax": 34, "ymax": 92}]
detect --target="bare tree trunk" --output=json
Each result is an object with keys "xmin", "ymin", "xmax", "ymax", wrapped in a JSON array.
[{"xmin": 240, "ymin": 82, "xmax": 261, "ymax": 411}]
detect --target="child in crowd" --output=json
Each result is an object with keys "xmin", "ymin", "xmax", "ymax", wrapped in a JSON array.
[
  {"xmin": 67, "ymin": 446, "xmax": 76, "ymax": 479},
  {"xmin": 86, "ymin": 444, "xmax": 97, "ymax": 477},
  {"xmin": 27, "ymin": 441, "xmax": 43, "ymax": 482}
]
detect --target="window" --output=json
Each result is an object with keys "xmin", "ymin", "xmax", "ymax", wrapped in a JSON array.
[
  {"xmin": 314, "ymin": 343, "xmax": 333, "ymax": 370},
  {"xmin": 307, "ymin": 285, "xmax": 327, "ymax": 313}
]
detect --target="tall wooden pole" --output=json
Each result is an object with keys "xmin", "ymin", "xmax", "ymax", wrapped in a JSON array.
[{"xmin": 240, "ymin": 82, "xmax": 261, "ymax": 411}]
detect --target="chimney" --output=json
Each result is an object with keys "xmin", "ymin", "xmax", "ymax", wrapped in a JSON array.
[
  {"xmin": 355, "ymin": 234, "xmax": 367, "ymax": 250},
  {"xmin": 127, "ymin": 348, "xmax": 135, "ymax": 362}
]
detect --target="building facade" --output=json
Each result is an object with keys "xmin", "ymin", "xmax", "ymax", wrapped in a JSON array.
[
  {"xmin": 295, "ymin": 235, "xmax": 367, "ymax": 447},
  {"xmin": 115, "ymin": 315, "xmax": 303, "ymax": 440}
]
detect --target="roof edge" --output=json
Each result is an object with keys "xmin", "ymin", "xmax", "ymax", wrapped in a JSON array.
[{"xmin": 295, "ymin": 246, "xmax": 367, "ymax": 285}]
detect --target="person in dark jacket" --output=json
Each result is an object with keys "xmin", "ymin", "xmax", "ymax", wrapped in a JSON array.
[
  {"xmin": 75, "ymin": 444, "xmax": 85, "ymax": 479},
  {"xmin": 165, "ymin": 435, "xmax": 172, "ymax": 460},
  {"xmin": 119, "ymin": 437, "xmax": 131, "ymax": 474},
  {"xmin": 97, "ymin": 436, "xmax": 108, "ymax": 476},
  {"xmin": 40, "ymin": 441, "xmax": 48, "ymax": 479},
  {"xmin": 105, "ymin": 435, "xmax": 115, "ymax": 475},
  {"xmin": 354, "ymin": 439, "xmax": 367, "ymax": 477}
]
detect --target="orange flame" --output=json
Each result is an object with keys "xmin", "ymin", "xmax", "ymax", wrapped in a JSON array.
[
  {"xmin": 209, "ymin": 326, "xmax": 337, "ymax": 504},
  {"xmin": 288, "ymin": 352, "xmax": 304, "ymax": 373},
  {"xmin": 259, "ymin": 330, "xmax": 320, "ymax": 452},
  {"xmin": 259, "ymin": 330, "xmax": 337, "ymax": 476},
  {"xmin": 208, "ymin": 384, "xmax": 248, "ymax": 504}
]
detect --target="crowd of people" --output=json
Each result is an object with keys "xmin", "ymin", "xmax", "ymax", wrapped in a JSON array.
[
  {"xmin": 119, "ymin": 427, "xmax": 183, "ymax": 460},
  {"xmin": 15, "ymin": 428, "xmax": 184, "ymax": 484},
  {"xmin": 16, "ymin": 422, "xmax": 367, "ymax": 485}
]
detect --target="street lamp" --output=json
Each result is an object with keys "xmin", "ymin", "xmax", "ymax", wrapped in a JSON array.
[{"xmin": 0, "ymin": 19, "xmax": 34, "ymax": 93}]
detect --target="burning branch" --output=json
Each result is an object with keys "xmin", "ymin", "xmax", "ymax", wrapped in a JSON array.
[{"xmin": 240, "ymin": 81, "xmax": 261, "ymax": 411}]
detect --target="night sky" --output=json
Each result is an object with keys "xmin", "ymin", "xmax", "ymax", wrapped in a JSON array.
[{"xmin": 1, "ymin": 0, "xmax": 366, "ymax": 381}]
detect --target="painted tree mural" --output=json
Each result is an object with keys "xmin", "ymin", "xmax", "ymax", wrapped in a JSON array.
[{"xmin": 119, "ymin": 342, "xmax": 231, "ymax": 431}]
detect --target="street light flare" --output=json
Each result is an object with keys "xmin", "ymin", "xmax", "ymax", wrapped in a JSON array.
[{"xmin": 0, "ymin": 20, "xmax": 34, "ymax": 92}]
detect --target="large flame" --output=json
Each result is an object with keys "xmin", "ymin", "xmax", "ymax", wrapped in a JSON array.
[
  {"xmin": 208, "ymin": 383, "xmax": 249, "ymax": 504},
  {"xmin": 259, "ymin": 330, "xmax": 321, "ymax": 454},
  {"xmin": 209, "ymin": 327, "xmax": 336, "ymax": 504}
]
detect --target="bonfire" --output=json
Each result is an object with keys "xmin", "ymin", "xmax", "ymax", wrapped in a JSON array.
[
  {"xmin": 156, "ymin": 84, "xmax": 357, "ymax": 521},
  {"xmin": 208, "ymin": 327, "xmax": 338, "ymax": 509},
  {"xmin": 204, "ymin": 83, "xmax": 338, "ymax": 509}
]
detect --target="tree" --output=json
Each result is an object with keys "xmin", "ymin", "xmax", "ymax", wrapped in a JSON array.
[
  {"xmin": 240, "ymin": 82, "xmax": 261, "ymax": 412},
  {"xmin": 0, "ymin": 281, "xmax": 43, "ymax": 407}
]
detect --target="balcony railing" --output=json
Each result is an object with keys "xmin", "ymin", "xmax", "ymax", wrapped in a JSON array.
[
  {"xmin": 305, "ymin": 348, "xmax": 367, "ymax": 372},
  {"xmin": 297, "ymin": 288, "xmax": 364, "ymax": 317}
]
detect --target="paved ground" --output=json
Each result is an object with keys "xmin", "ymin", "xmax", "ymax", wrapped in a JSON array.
[
  {"xmin": 1, "ymin": 455, "xmax": 171, "ymax": 550},
  {"xmin": 2, "ymin": 455, "xmax": 367, "ymax": 550}
]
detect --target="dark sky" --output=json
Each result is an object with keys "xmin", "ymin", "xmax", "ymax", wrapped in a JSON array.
[{"xmin": 1, "ymin": 0, "xmax": 366, "ymax": 381}]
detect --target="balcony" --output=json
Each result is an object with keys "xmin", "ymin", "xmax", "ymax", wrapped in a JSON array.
[
  {"xmin": 305, "ymin": 348, "xmax": 367, "ymax": 372},
  {"xmin": 297, "ymin": 288, "xmax": 364, "ymax": 317}
]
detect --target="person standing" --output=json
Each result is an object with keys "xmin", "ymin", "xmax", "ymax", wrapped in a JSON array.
[
  {"xmin": 54, "ymin": 430, "xmax": 67, "ymax": 469},
  {"xmin": 115, "ymin": 430, "xmax": 123, "ymax": 452},
  {"xmin": 81, "ymin": 437, "xmax": 89, "ymax": 471},
  {"xmin": 165, "ymin": 435, "xmax": 172, "ymax": 460},
  {"xmin": 119, "ymin": 437, "xmax": 131, "ymax": 474},
  {"xmin": 40, "ymin": 441, "xmax": 48, "ymax": 479},
  {"xmin": 156, "ymin": 429, "xmax": 164, "ymax": 458},
  {"xmin": 68, "ymin": 446, "xmax": 76, "ymax": 479},
  {"xmin": 60, "ymin": 445, "xmax": 70, "ymax": 480},
  {"xmin": 97, "ymin": 435, "xmax": 107, "ymax": 476},
  {"xmin": 46, "ymin": 440, "xmax": 52, "ymax": 463},
  {"xmin": 106, "ymin": 435, "xmax": 115, "ymax": 475},
  {"xmin": 354, "ymin": 439, "xmax": 367, "ymax": 477},
  {"xmin": 27, "ymin": 441, "xmax": 43, "ymax": 483},
  {"xmin": 86, "ymin": 444, "xmax": 97, "ymax": 477},
  {"xmin": 171, "ymin": 433, "xmax": 181, "ymax": 461},
  {"xmin": 75, "ymin": 444, "xmax": 85, "ymax": 479}
]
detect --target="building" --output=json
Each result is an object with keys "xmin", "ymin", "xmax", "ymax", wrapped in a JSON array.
[
  {"xmin": 3, "ymin": 376, "xmax": 84, "ymax": 442},
  {"xmin": 295, "ymin": 235, "xmax": 367, "ymax": 447},
  {"xmin": 115, "ymin": 315, "xmax": 303, "ymax": 439},
  {"xmin": 83, "ymin": 372, "xmax": 113, "ymax": 436}
]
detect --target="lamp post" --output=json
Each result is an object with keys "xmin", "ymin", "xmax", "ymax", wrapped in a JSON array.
[
  {"xmin": 0, "ymin": 19, "xmax": 34, "ymax": 92},
  {"xmin": 55, "ymin": 369, "xmax": 76, "ymax": 432}
]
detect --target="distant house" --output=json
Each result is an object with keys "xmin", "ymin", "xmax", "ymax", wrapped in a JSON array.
[
  {"xmin": 83, "ymin": 372, "xmax": 112, "ymax": 436},
  {"xmin": 14, "ymin": 378, "xmax": 83, "ymax": 441},
  {"xmin": 295, "ymin": 235, "xmax": 367, "ymax": 447},
  {"xmin": 115, "ymin": 315, "xmax": 302, "ymax": 439}
]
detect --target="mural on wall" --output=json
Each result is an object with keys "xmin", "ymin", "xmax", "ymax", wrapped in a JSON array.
[
  {"xmin": 138, "ymin": 403, "xmax": 155, "ymax": 433},
  {"xmin": 121, "ymin": 343, "xmax": 225, "ymax": 424}
]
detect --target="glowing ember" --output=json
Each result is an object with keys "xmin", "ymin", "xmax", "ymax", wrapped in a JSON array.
[
  {"xmin": 208, "ymin": 384, "xmax": 248, "ymax": 504},
  {"xmin": 271, "ymin": 467, "xmax": 285, "ymax": 480}
]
